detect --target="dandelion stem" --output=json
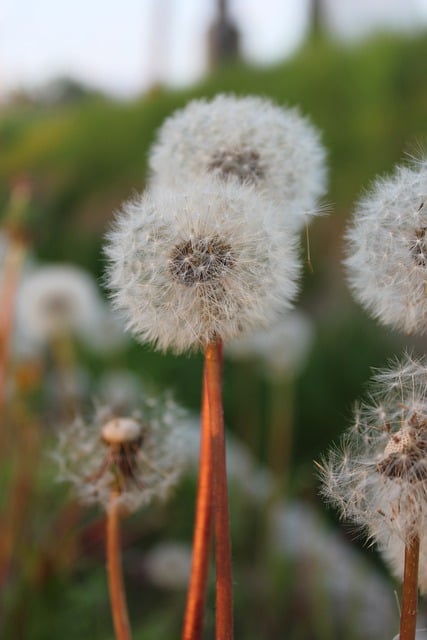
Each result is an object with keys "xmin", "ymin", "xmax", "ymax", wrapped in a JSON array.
[
  {"xmin": 399, "ymin": 534, "xmax": 420, "ymax": 640},
  {"xmin": 182, "ymin": 367, "xmax": 213, "ymax": 640},
  {"xmin": 205, "ymin": 339, "xmax": 234, "ymax": 640},
  {"xmin": 107, "ymin": 491, "xmax": 132, "ymax": 640}
]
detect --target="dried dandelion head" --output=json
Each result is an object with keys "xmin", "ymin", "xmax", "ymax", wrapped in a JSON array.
[
  {"xmin": 345, "ymin": 158, "xmax": 427, "ymax": 334},
  {"xmin": 319, "ymin": 354, "xmax": 427, "ymax": 545},
  {"xmin": 54, "ymin": 395, "xmax": 189, "ymax": 513},
  {"xmin": 105, "ymin": 178, "xmax": 300, "ymax": 353},
  {"xmin": 148, "ymin": 94, "xmax": 327, "ymax": 229}
]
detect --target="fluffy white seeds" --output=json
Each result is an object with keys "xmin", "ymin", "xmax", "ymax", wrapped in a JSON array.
[
  {"xmin": 148, "ymin": 94, "xmax": 327, "ymax": 229},
  {"xmin": 345, "ymin": 158, "xmax": 427, "ymax": 334},
  {"xmin": 227, "ymin": 310, "xmax": 314, "ymax": 378},
  {"xmin": 319, "ymin": 353, "xmax": 427, "ymax": 545},
  {"xmin": 54, "ymin": 396, "xmax": 189, "ymax": 513},
  {"xmin": 105, "ymin": 178, "xmax": 300, "ymax": 353},
  {"xmin": 16, "ymin": 264, "xmax": 102, "ymax": 344}
]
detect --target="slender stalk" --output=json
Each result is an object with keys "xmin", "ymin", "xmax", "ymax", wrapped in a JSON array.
[
  {"xmin": 399, "ymin": 534, "xmax": 420, "ymax": 640},
  {"xmin": 205, "ymin": 339, "xmax": 234, "ymax": 640},
  {"xmin": 182, "ymin": 367, "xmax": 213, "ymax": 640},
  {"xmin": 267, "ymin": 375, "xmax": 294, "ymax": 488},
  {"xmin": 107, "ymin": 491, "xmax": 132, "ymax": 640},
  {"xmin": 0, "ymin": 240, "xmax": 26, "ymax": 417}
]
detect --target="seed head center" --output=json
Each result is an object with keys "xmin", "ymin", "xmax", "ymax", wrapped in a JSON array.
[
  {"xmin": 410, "ymin": 226, "xmax": 427, "ymax": 268},
  {"xmin": 169, "ymin": 237, "xmax": 235, "ymax": 286},
  {"xmin": 208, "ymin": 149, "xmax": 265, "ymax": 184}
]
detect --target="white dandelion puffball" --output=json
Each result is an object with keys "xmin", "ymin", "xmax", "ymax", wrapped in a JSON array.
[
  {"xmin": 345, "ymin": 158, "xmax": 427, "ymax": 334},
  {"xmin": 143, "ymin": 541, "xmax": 192, "ymax": 590},
  {"xmin": 16, "ymin": 264, "xmax": 102, "ymax": 344},
  {"xmin": 320, "ymin": 353, "xmax": 427, "ymax": 546},
  {"xmin": 148, "ymin": 94, "xmax": 327, "ymax": 229},
  {"xmin": 227, "ymin": 310, "xmax": 314, "ymax": 377},
  {"xmin": 105, "ymin": 178, "xmax": 300, "ymax": 353},
  {"xmin": 54, "ymin": 394, "xmax": 190, "ymax": 513}
]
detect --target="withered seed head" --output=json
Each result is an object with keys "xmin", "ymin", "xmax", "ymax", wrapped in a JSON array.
[
  {"xmin": 101, "ymin": 417, "xmax": 142, "ymax": 445},
  {"xmin": 376, "ymin": 421, "xmax": 427, "ymax": 482},
  {"xmin": 169, "ymin": 236, "xmax": 235, "ymax": 286}
]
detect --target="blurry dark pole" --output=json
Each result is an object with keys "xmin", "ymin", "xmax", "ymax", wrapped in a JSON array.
[
  {"xmin": 310, "ymin": 0, "xmax": 324, "ymax": 39},
  {"xmin": 146, "ymin": 0, "xmax": 171, "ymax": 96},
  {"xmin": 208, "ymin": 0, "xmax": 240, "ymax": 69}
]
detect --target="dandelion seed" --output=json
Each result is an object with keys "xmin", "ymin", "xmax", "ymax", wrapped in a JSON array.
[
  {"xmin": 345, "ymin": 158, "xmax": 427, "ymax": 334},
  {"xmin": 105, "ymin": 178, "xmax": 300, "ymax": 353},
  {"xmin": 148, "ymin": 94, "xmax": 327, "ymax": 229}
]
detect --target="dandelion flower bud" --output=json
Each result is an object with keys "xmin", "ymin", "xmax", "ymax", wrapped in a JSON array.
[
  {"xmin": 105, "ymin": 178, "xmax": 300, "ymax": 353},
  {"xmin": 16, "ymin": 264, "xmax": 102, "ymax": 344},
  {"xmin": 148, "ymin": 94, "xmax": 327, "ymax": 229},
  {"xmin": 319, "ymin": 353, "xmax": 427, "ymax": 546},
  {"xmin": 345, "ymin": 158, "xmax": 427, "ymax": 334},
  {"xmin": 54, "ymin": 394, "xmax": 189, "ymax": 513}
]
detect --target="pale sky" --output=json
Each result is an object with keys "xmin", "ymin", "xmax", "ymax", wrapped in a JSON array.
[{"xmin": 1, "ymin": 0, "xmax": 427, "ymax": 100}]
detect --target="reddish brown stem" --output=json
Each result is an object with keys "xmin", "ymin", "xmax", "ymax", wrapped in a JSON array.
[
  {"xmin": 107, "ymin": 493, "xmax": 132, "ymax": 640},
  {"xmin": 399, "ymin": 535, "xmax": 420, "ymax": 640},
  {"xmin": 182, "ymin": 367, "xmax": 213, "ymax": 640},
  {"xmin": 205, "ymin": 339, "xmax": 234, "ymax": 640},
  {"xmin": 0, "ymin": 241, "xmax": 26, "ymax": 416}
]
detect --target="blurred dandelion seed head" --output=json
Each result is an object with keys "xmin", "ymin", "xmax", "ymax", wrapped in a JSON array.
[
  {"xmin": 148, "ymin": 94, "xmax": 327, "ymax": 230},
  {"xmin": 16, "ymin": 264, "xmax": 102, "ymax": 344},
  {"xmin": 345, "ymin": 158, "xmax": 427, "ymax": 334}
]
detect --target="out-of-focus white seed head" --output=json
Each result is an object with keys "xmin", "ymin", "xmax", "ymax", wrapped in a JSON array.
[
  {"xmin": 148, "ymin": 94, "xmax": 328, "ymax": 230},
  {"xmin": 345, "ymin": 158, "xmax": 427, "ymax": 334},
  {"xmin": 16, "ymin": 264, "xmax": 102, "ymax": 344},
  {"xmin": 101, "ymin": 417, "xmax": 142, "ymax": 444},
  {"xmin": 143, "ymin": 541, "xmax": 192, "ymax": 590},
  {"xmin": 105, "ymin": 178, "xmax": 300, "ymax": 354},
  {"xmin": 227, "ymin": 309, "xmax": 314, "ymax": 378},
  {"xmin": 54, "ymin": 393, "xmax": 190, "ymax": 513},
  {"xmin": 319, "ymin": 353, "xmax": 427, "ymax": 546}
]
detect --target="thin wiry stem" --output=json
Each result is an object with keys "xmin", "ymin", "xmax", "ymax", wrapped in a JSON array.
[
  {"xmin": 106, "ymin": 491, "xmax": 132, "ymax": 640},
  {"xmin": 205, "ymin": 339, "xmax": 234, "ymax": 640},
  {"xmin": 0, "ymin": 240, "xmax": 26, "ymax": 418},
  {"xmin": 399, "ymin": 534, "xmax": 420, "ymax": 640},
  {"xmin": 182, "ymin": 367, "xmax": 213, "ymax": 640}
]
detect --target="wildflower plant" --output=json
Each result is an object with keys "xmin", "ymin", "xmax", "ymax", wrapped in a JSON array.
[
  {"xmin": 319, "ymin": 354, "xmax": 427, "ymax": 640},
  {"xmin": 105, "ymin": 93, "xmax": 326, "ymax": 640},
  {"xmin": 345, "ymin": 158, "xmax": 427, "ymax": 334},
  {"xmin": 55, "ymin": 394, "xmax": 188, "ymax": 640}
]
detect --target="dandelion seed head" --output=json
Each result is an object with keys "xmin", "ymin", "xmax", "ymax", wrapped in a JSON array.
[
  {"xmin": 105, "ymin": 178, "xmax": 300, "ymax": 353},
  {"xmin": 148, "ymin": 94, "xmax": 327, "ymax": 229},
  {"xmin": 319, "ymin": 353, "xmax": 427, "ymax": 544},
  {"xmin": 54, "ymin": 394, "xmax": 190, "ymax": 513},
  {"xmin": 345, "ymin": 158, "xmax": 427, "ymax": 334},
  {"xmin": 16, "ymin": 264, "xmax": 102, "ymax": 344}
]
